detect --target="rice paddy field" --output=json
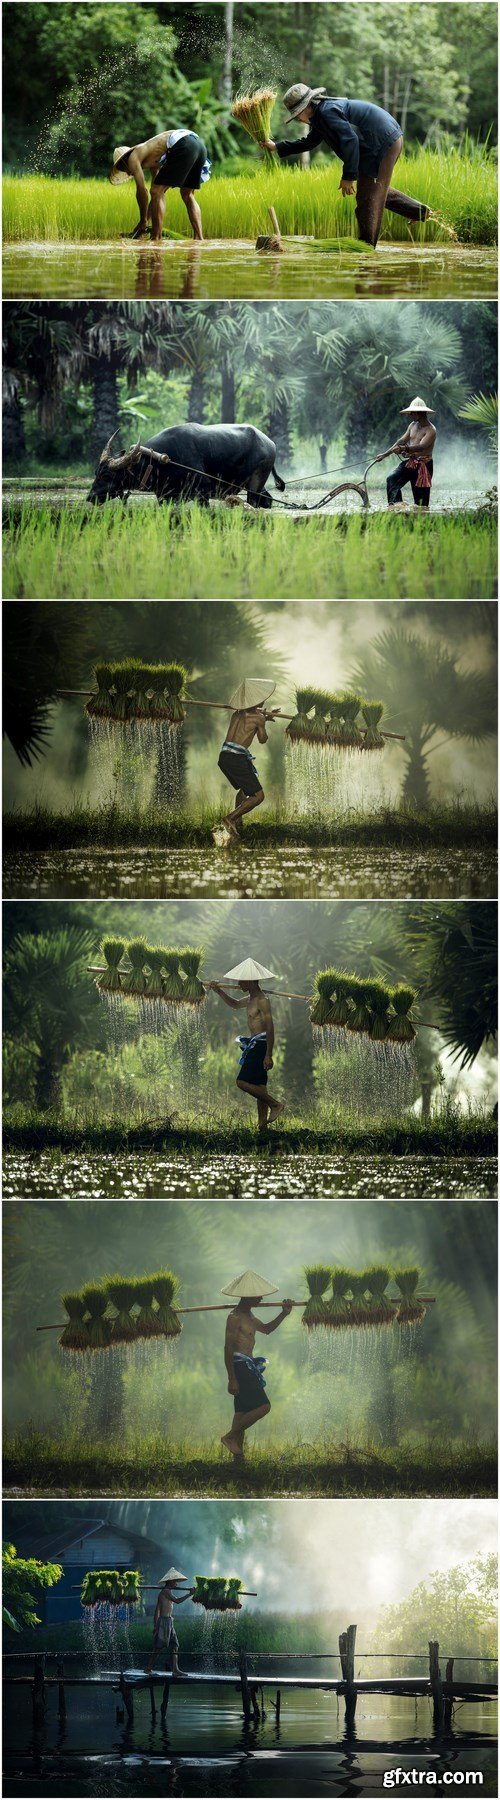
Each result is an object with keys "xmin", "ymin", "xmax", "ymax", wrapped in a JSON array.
[
  {"xmin": 3, "ymin": 154, "xmax": 497, "ymax": 300},
  {"xmin": 3, "ymin": 503, "xmax": 496, "ymax": 600}
]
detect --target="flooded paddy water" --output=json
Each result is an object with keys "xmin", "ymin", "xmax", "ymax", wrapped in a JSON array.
[
  {"xmin": 3, "ymin": 1150, "xmax": 496, "ymax": 1200},
  {"xmin": 4, "ymin": 843, "xmax": 495, "ymax": 900},
  {"xmin": 3, "ymin": 239, "xmax": 497, "ymax": 301}
]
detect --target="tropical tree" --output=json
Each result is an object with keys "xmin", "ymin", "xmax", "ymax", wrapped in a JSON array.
[
  {"xmin": 3, "ymin": 601, "xmax": 92, "ymax": 766},
  {"xmin": 309, "ymin": 304, "xmax": 466, "ymax": 463},
  {"xmin": 3, "ymin": 1542, "xmax": 62, "ymax": 1633},
  {"xmin": 400, "ymin": 903, "xmax": 497, "ymax": 1067},
  {"xmin": 371, "ymin": 1553, "xmax": 497, "ymax": 1675},
  {"xmin": 350, "ymin": 627, "xmax": 496, "ymax": 808},
  {"xmin": 3, "ymin": 926, "xmax": 102, "ymax": 1110},
  {"xmin": 459, "ymin": 392, "xmax": 498, "ymax": 454}
]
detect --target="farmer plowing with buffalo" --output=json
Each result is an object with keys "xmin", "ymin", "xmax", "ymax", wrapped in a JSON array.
[
  {"xmin": 87, "ymin": 422, "xmax": 286, "ymax": 509},
  {"xmin": 261, "ymin": 84, "xmax": 432, "ymax": 247},
  {"xmin": 375, "ymin": 396, "xmax": 437, "ymax": 509},
  {"xmin": 109, "ymin": 128, "xmax": 211, "ymax": 241}
]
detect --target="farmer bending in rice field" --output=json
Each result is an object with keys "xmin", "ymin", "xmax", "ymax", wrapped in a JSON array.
[
  {"xmin": 208, "ymin": 957, "xmax": 284, "ymax": 1132},
  {"xmin": 146, "ymin": 1569, "xmax": 194, "ymax": 1677},
  {"xmin": 217, "ymin": 677, "xmax": 280, "ymax": 841},
  {"xmin": 260, "ymin": 83, "xmax": 432, "ymax": 248},
  {"xmin": 375, "ymin": 395, "xmax": 436, "ymax": 509},
  {"xmin": 220, "ymin": 1269, "xmax": 293, "ymax": 1461},
  {"xmin": 109, "ymin": 129, "xmax": 211, "ymax": 242}
]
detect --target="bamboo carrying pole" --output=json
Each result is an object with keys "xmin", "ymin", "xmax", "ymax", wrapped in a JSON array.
[
  {"xmin": 86, "ymin": 966, "xmax": 438, "ymax": 1026},
  {"xmin": 54, "ymin": 690, "xmax": 406, "ymax": 741},
  {"xmin": 36, "ymin": 1297, "xmax": 436, "ymax": 1332}
]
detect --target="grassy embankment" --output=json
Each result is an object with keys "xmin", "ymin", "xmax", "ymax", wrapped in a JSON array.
[
  {"xmin": 3, "ymin": 801, "xmax": 497, "ymax": 853},
  {"xmin": 4, "ymin": 1429, "xmax": 497, "ymax": 1498},
  {"xmin": 4, "ymin": 1114, "xmax": 496, "ymax": 1159},
  {"xmin": 3, "ymin": 149, "xmax": 497, "ymax": 242},
  {"xmin": 3, "ymin": 505, "xmax": 497, "ymax": 599}
]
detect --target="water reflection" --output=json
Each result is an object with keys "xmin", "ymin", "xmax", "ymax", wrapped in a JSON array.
[
  {"xmin": 3, "ymin": 845, "xmax": 496, "ymax": 902},
  {"xmin": 2, "ymin": 1150, "xmax": 497, "ymax": 1200}
]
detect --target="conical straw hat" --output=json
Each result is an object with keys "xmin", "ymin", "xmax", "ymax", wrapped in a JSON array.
[
  {"xmin": 400, "ymin": 395, "xmax": 435, "ymax": 413},
  {"xmin": 160, "ymin": 1568, "xmax": 187, "ymax": 1583},
  {"xmin": 229, "ymin": 678, "xmax": 276, "ymax": 710},
  {"xmin": 109, "ymin": 146, "xmax": 133, "ymax": 185},
  {"xmin": 223, "ymin": 958, "xmax": 278, "ymax": 981},
  {"xmin": 221, "ymin": 1269, "xmax": 279, "ymax": 1297}
]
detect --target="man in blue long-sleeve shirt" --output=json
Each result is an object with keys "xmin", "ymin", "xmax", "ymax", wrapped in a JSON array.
[{"xmin": 261, "ymin": 83, "xmax": 431, "ymax": 247}]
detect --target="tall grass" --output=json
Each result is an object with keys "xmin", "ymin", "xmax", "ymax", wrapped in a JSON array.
[
  {"xmin": 3, "ymin": 503, "xmax": 496, "ymax": 599},
  {"xmin": 4, "ymin": 800, "xmax": 496, "ymax": 852},
  {"xmin": 3, "ymin": 148, "xmax": 497, "ymax": 243}
]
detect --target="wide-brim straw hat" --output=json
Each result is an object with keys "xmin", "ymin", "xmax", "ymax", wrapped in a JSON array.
[
  {"xmin": 223, "ymin": 958, "xmax": 278, "ymax": 981},
  {"xmin": 222, "ymin": 1269, "xmax": 279, "ymax": 1297},
  {"xmin": 160, "ymin": 1568, "xmax": 187, "ymax": 1583},
  {"xmin": 229, "ymin": 678, "xmax": 276, "ymax": 710},
  {"xmin": 400, "ymin": 395, "xmax": 435, "ymax": 413},
  {"xmin": 283, "ymin": 83, "xmax": 326, "ymax": 121},
  {"xmin": 109, "ymin": 146, "xmax": 133, "ymax": 185}
]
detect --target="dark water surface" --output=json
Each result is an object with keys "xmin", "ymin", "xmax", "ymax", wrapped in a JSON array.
[
  {"xmin": 3, "ymin": 1150, "xmax": 496, "ymax": 1199},
  {"xmin": 3, "ymin": 844, "xmax": 496, "ymax": 901}
]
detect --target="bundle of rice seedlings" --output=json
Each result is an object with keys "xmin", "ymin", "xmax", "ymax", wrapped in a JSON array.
[
  {"xmin": 366, "ymin": 979, "xmax": 391, "ymax": 1043},
  {"xmin": 363, "ymin": 1265, "xmax": 393, "ymax": 1327},
  {"xmin": 179, "ymin": 947, "xmax": 206, "ymax": 1004},
  {"xmin": 81, "ymin": 1571, "xmax": 99, "ymax": 1608},
  {"xmin": 308, "ymin": 690, "xmax": 332, "ymax": 744},
  {"xmin": 325, "ymin": 695, "xmax": 344, "ymax": 747},
  {"xmin": 59, "ymin": 1291, "xmax": 90, "ymax": 1354},
  {"xmin": 152, "ymin": 1270, "xmax": 183, "ymax": 1337},
  {"xmin": 107, "ymin": 1278, "xmax": 138, "ymax": 1344},
  {"xmin": 310, "ymin": 969, "xmax": 335, "ymax": 1028},
  {"xmin": 125, "ymin": 938, "xmax": 150, "ymax": 996},
  {"xmin": 225, "ymin": 1577, "xmax": 243, "ymax": 1610},
  {"xmin": 97, "ymin": 937, "xmax": 126, "ymax": 993},
  {"xmin": 330, "ymin": 1266, "xmax": 352, "ymax": 1326},
  {"xmin": 163, "ymin": 662, "xmax": 188, "ymax": 725},
  {"xmin": 112, "ymin": 661, "xmax": 137, "ymax": 723},
  {"xmin": 231, "ymin": 89, "xmax": 277, "ymax": 152},
  {"xmin": 122, "ymin": 1571, "xmax": 141, "ymax": 1605},
  {"xmin": 133, "ymin": 1276, "xmax": 162, "ymax": 1339},
  {"xmin": 393, "ymin": 1266, "xmax": 426, "ymax": 1326},
  {"xmin": 144, "ymin": 946, "xmax": 167, "ymax": 1000},
  {"xmin": 193, "ymin": 1575, "xmax": 241, "ymax": 1611},
  {"xmin": 302, "ymin": 1264, "xmax": 333, "ymax": 1328},
  {"xmin": 346, "ymin": 977, "xmax": 373, "ymax": 1037},
  {"xmin": 81, "ymin": 1282, "xmax": 111, "ymax": 1351},
  {"xmin": 361, "ymin": 701, "xmax": 385, "ymax": 751},
  {"xmin": 348, "ymin": 1272, "xmax": 370, "ymax": 1325},
  {"xmin": 86, "ymin": 661, "xmax": 114, "ymax": 719},
  {"xmin": 388, "ymin": 985, "xmax": 417, "ymax": 1044},
  {"xmin": 285, "ymin": 686, "xmax": 316, "ymax": 743},
  {"xmin": 162, "ymin": 949, "xmax": 186, "ymax": 1002},
  {"xmin": 325, "ymin": 972, "xmax": 352, "ymax": 1029},
  {"xmin": 339, "ymin": 692, "xmax": 363, "ymax": 748}
]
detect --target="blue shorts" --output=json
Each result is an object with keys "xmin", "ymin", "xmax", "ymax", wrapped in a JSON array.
[
  {"xmin": 233, "ymin": 1354, "xmax": 269, "ymax": 1414},
  {"xmin": 238, "ymin": 1035, "xmax": 267, "ymax": 1086}
]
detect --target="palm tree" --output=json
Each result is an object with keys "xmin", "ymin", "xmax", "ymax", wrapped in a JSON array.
[
  {"xmin": 3, "ymin": 602, "xmax": 92, "ymax": 766},
  {"xmin": 309, "ymin": 303, "xmax": 466, "ymax": 465},
  {"xmin": 400, "ymin": 904, "xmax": 497, "ymax": 1067},
  {"xmin": 459, "ymin": 392, "xmax": 498, "ymax": 455},
  {"xmin": 3, "ymin": 926, "xmax": 101, "ymax": 1111},
  {"xmin": 351, "ymin": 627, "xmax": 496, "ymax": 808}
]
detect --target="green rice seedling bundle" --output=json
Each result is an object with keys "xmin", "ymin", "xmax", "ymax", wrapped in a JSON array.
[
  {"xmin": 347, "ymin": 1272, "xmax": 370, "ymax": 1325},
  {"xmin": 162, "ymin": 662, "xmax": 188, "ymax": 725},
  {"xmin": 162, "ymin": 949, "xmax": 185, "ymax": 1002},
  {"xmin": 345, "ymin": 975, "xmax": 373, "ymax": 1036},
  {"xmin": 361, "ymin": 701, "xmax": 385, "ymax": 750},
  {"xmin": 388, "ymin": 985, "xmax": 417, "ymax": 1043},
  {"xmin": 325, "ymin": 972, "xmax": 352, "ymax": 1029},
  {"xmin": 107, "ymin": 1277, "xmax": 137, "ymax": 1344},
  {"xmin": 152, "ymin": 1270, "xmax": 183, "ymax": 1337},
  {"xmin": 193, "ymin": 1575, "xmax": 243, "ymax": 1611},
  {"xmin": 132, "ymin": 1276, "xmax": 162, "ymax": 1338},
  {"xmin": 122, "ymin": 1571, "xmax": 142, "ymax": 1604},
  {"xmin": 338, "ymin": 692, "xmax": 364, "ymax": 748},
  {"xmin": 179, "ymin": 948, "xmax": 206, "ymax": 1004},
  {"xmin": 86, "ymin": 662, "xmax": 114, "ymax": 719},
  {"xmin": 393, "ymin": 1266, "xmax": 426, "ymax": 1325},
  {"xmin": 231, "ymin": 89, "xmax": 277, "ymax": 153},
  {"xmin": 112, "ymin": 661, "xmax": 138, "ymax": 723},
  {"xmin": 363, "ymin": 1265, "xmax": 393, "ymax": 1327},
  {"xmin": 329, "ymin": 1266, "xmax": 353, "ymax": 1327},
  {"xmin": 310, "ymin": 969, "xmax": 336, "ymax": 1027},
  {"xmin": 125, "ymin": 939, "xmax": 150, "ymax": 996},
  {"xmin": 97, "ymin": 936, "xmax": 126, "ymax": 993},
  {"xmin": 59, "ymin": 1291, "xmax": 90, "ymax": 1354},
  {"xmin": 366, "ymin": 979, "xmax": 391, "ymax": 1043},
  {"xmin": 308, "ymin": 690, "xmax": 332, "ymax": 744},
  {"xmin": 81, "ymin": 1282, "xmax": 111, "ymax": 1350},
  {"xmin": 81, "ymin": 1569, "xmax": 141, "ymax": 1608},
  {"xmin": 285, "ymin": 687, "xmax": 317, "ymax": 743},
  {"xmin": 144, "ymin": 946, "xmax": 168, "ymax": 1000},
  {"xmin": 302, "ymin": 1264, "xmax": 333, "ymax": 1328}
]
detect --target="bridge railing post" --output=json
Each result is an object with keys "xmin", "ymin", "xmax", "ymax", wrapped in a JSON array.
[
  {"xmin": 339, "ymin": 1623, "xmax": 357, "ymax": 1729},
  {"xmin": 429, "ymin": 1640, "xmax": 444, "ymax": 1732}
]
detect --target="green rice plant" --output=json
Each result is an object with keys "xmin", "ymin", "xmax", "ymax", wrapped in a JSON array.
[
  {"xmin": 193, "ymin": 1574, "xmax": 243, "ymax": 1611},
  {"xmin": 226, "ymin": 1578, "xmax": 243, "ymax": 1610},
  {"xmin": 132, "ymin": 1276, "xmax": 162, "ymax": 1339},
  {"xmin": 151, "ymin": 1270, "xmax": 182, "ymax": 1338},
  {"xmin": 81, "ymin": 1282, "xmax": 111, "ymax": 1350},
  {"xmin": 361, "ymin": 702, "xmax": 385, "ymax": 751},
  {"xmin": 348, "ymin": 1271, "xmax": 370, "ymax": 1325},
  {"xmin": 125, "ymin": 939, "xmax": 150, "ymax": 996},
  {"xmin": 388, "ymin": 985, "xmax": 417, "ymax": 1044},
  {"xmin": 307, "ymin": 690, "xmax": 333, "ymax": 744},
  {"xmin": 144, "ymin": 946, "xmax": 167, "ymax": 1000},
  {"xmin": 83, "ymin": 1570, "xmax": 126, "ymax": 1607},
  {"xmin": 86, "ymin": 662, "xmax": 114, "ymax": 719},
  {"xmin": 329, "ymin": 1266, "xmax": 353, "ymax": 1326},
  {"xmin": 162, "ymin": 950, "xmax": 186, "ymax": 1003},
  {"xmin": 310, "ymin": 969, "xmax": 335, "ymax": 1028},
  {"xmin": 97, "ymin": 937, "xmax": 126, "ymax": 993},
  {"xmin": 363, "ymin": 1265, "xmax": 393, "ymax": 1327},
  {"xmin": 231, "ymin": 89, "xmax": 277, "ymax": 155},
  {"xmin": 285, "ymin": 686, "xmax": 316, "ymax": 743},
  {"xmin": 179, "ymin": 947, "xmax": 206, "ymax": 1004},
  {"xmin": 338, "ymin": 692, "xmax": 363, "ymax": 748},
  {"xmin": 81, "ymin": 1571, "xmax": 99, "ymax": 1607},
  {"xmin": 393, "ymin": 1265, "xmax": 426, "ymax": 1325},
  {"xmin": 302, "ymin": 1264, "xmax": 333, "ymax": 1328},
  {"xmin": 111, "ymin": 661, "xmax": 138, "ymax": 723},
  {"xmin": 59, "ymin": 1290, "xmax": 90, "ymax": 1354},
  {"xmin": 163, "ymin": 663, "xmax": 188, "ymax": 725},
  {"xmin": 325, "ymin": 972, "xmax": 352, "ymax": 1029},
  {"xmin": 122, "ymin": 1571, "xmax": 142, "ymax": 1605},
  {"xmin": 346, "ymin": 976, "xmax": 373, "ymax": 1036},
  {"xmin": 365, "ymin": 979, "xmax": 391, "ymax": 1042},
  {"xmin": 106, "ymin": 1277, "xmax": 138, "ymax": 1343}
]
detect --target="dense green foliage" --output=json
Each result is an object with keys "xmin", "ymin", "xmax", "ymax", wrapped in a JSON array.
[{"xmin": 2, "ymin": 1541, "xmax": 62, "ymax": 1631}]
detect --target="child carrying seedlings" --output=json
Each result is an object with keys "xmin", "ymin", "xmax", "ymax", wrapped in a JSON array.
[
  {"xmin": 109, "ymin": 127, "xmax": 211, "ymax": 243},
  {"xmin": 208, "ymin": 957, "xmax": 284, "ymax": 1132},
  {"xmin": 217, "ymin": 678, "xmax": 280, "ymax": 842},
  {"xmin": 146, "ymin": 1568, "xmax": 194, "ymax": 1677},
  {"xmin": 260, "ymin": 84, "xmax": 431, "ymax": 248},
  {"xmin": 220, "ymin": 1270, "xmax": 293, "ymax": 1462},
  {"xmin": 374, "ymin": 397, "xmax": 437, "ymax": 510}
]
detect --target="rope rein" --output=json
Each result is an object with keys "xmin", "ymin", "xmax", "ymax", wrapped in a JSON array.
[{"xmin": 118, "ymin": 447, "xmax": 383, "ymax": 513}]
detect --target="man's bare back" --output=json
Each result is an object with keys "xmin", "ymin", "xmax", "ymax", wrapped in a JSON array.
[{"xmin": 226, "ymin": 707, "xmax": 269, "ymax": 749}]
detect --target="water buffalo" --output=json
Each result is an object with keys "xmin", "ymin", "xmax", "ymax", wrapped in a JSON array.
[{"xmin": 87, "ymin": 423, "xmax": 286, "ymax": 509}]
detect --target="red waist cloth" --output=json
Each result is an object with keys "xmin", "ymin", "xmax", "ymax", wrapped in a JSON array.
[{"xmin": 405, "ymin": 457, "xmax": 432, "ymax": 489}]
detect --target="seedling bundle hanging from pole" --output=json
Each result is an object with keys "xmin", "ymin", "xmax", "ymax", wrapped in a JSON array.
[
  {"xmin": 193, "ymin": 1576, "xmax": 245, "ymax": 1612},
  {"xmin": 286, "ymin": 688, "xmax": 386, "ymax": 751},
  {"xmin": 311, "ymin": 969, "xmax": 417, "ymax": 1046},
  {"xmin": 86, "ymin": 661, "xmax": 188, "ymax": 725},
  {"xmin": 302, "ymin": 1264, "xmax": 428, "ymax": 1330},
  {"xmin": 81, "ymin": 1570, "xmax": 142, "ymax": 1608},
  {"xmin": 59, "ymin": 1270, "xmax": 182, "ymax": 1353},
  {"xmin": 96, "ymin": 939, "xmax": 206, "ymax": 1007}
]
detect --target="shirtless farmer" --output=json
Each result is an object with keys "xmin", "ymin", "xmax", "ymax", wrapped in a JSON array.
[
  {"xmin": 208, "ymin": 958, "xmax": 284, "ymax": 1131},
  {"xmin": 220, "ymin": 1269, "xmax": 293, "ymax": 1461},
  {"xmin": 375, "ymin": 395, "xmax": 436, "ymax": 510},
  {"xmin": 217, "ymin": 677, "xmax": 280, "ymax": 841},
  {"xmin": 146, "ymin": 1568, "xmax": 194, "ymax": 1676},
  {"xmin": 109, "ymin": 129, "xmax": 210, "ymax": 242}
]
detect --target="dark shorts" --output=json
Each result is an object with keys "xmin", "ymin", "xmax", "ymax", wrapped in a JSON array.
[
  {"xmin": 238, "ymin": 1036, "xmax": 268, "ymax": 1086},
  {"xmin": 152, "ymin": 133, "xmax": 207, "ymax": 190},
  {"xmin": 234, "ymin": 1357, "xmax": 269, "ymax": 1414},
  {"xmin": 218, "ymin": 748, "xmax": 262, "ymax": 798}
]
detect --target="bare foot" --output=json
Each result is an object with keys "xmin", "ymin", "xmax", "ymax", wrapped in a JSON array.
[
  {"xmin": 268, "ymin": 1101, "xmax": 284, "ymax": 1124},
  {"xmin": 221, "ymin": 1432, "xmax": 244, "ymax": 1458},
  {"xmin": 223, "ymin": 815, "xmax": 241, "ymax": 842}
]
